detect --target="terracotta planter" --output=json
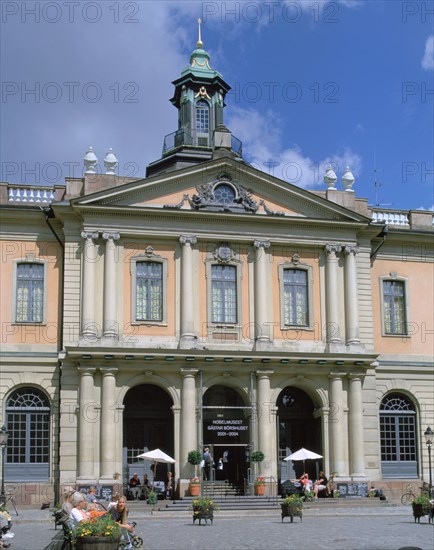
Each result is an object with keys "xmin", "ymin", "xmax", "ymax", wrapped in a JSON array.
[
  {"xmin": 189, "ymin": 483, "xmax": 201, "ymax": 496},
  {"xmin": 76, "ymin": 536, "xmax": 120, "ymax": 550},
  {"xmin": 255, "ymin": 484, "xmax": 265, "ymax": 496}
]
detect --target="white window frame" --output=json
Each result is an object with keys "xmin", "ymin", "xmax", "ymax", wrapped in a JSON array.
[
  {"xmin": 12, "ymin": 258, "xmax": 48, "ymax": 325},
  {"xmin": 205, "ymin": 258, "xmax": 242, "ymax": 334},
  {"xmin": 130, "ymin": 254, "xmax": 168, "ymax": 326},
  {"xmin": 278, "ymin": 263, "xmax": 314, "ymax": 330},
  {"xmin": 380, "ymin": 275, "xmax": 409, "ymax": 337}
]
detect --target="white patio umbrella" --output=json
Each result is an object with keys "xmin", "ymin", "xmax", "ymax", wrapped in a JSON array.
[
  {"xmin": 136, "ymin": 448, "xmax": 175, "ymax": 484},
  {"xmin": 283, "ymin": 447, "xmax": 323, "ymax": 472}
]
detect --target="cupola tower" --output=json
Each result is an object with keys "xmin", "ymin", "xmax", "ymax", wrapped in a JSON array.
[{"xmin": 146, "ymin": 19, "xmax": 242, "ymax": 177}]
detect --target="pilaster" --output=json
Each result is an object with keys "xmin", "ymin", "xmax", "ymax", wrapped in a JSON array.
[{"xmin": 102, "ymin": 232, "xmax": 120, "ymax": 338}]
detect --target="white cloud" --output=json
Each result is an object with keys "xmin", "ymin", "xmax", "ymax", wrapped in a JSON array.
[
  {"xmin": 421, "ymin": 35, "xmax": 434, "ymax": 71},
  {"xmin": 227, "ymin": 106, "xmax": 362, "ymax": 189}
]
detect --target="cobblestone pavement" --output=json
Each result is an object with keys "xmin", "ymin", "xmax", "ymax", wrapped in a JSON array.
[{"xmin": 4, "ymin": 506, "xmax": 433, "ymax": 550}]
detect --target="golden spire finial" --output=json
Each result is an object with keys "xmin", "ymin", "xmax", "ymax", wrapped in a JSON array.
[{"xmin": 197, "ymin": 17, "xmax": 203, "ymax": 48}]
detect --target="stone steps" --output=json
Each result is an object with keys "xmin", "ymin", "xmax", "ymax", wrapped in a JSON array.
[{"xmin": 155, "ymin": 495, "xmax": 392, "ymax": 513}]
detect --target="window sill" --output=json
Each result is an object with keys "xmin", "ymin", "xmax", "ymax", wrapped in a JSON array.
[
  {"xmin": 131, "ymin": 321, "xmax": 168, "ymax": 327},
  {"xmin": 281, "ymin": 325, "xmax": 312, "ymax": 331}
]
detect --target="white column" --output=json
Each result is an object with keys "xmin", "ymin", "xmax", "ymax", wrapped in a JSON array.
[
  {"xmin": 343, "ymin": 245, "xmax": 360, "ymax": 344},
  {"xmin": 80, "ymin": 232, "xmax": 99, "ymax": 339},
  {"xmin": 179, "ymin": 235, "xmax": 197, "ymax": 340},
  {"xmin": 102, "ymin": 232, "xmax": 120, "ymax": 337},
  {"xmin": 78, "ymin": 367, "xmax": 96, "ymax": 479},
  {"xmin": 172, "ymin": 405, "xmax": 181, "ymax": 478},
  {"xmin": 100, "ymin": 368, "xmax": 118, "ymax": 479},
  {"xmin": 257, "ymin": 370, "xmax": 273, "ymax": 476},
  {"xmin": 180, "ymin": 369, "xmax": 198, "ymax": 477},
  {"xmin": 325, "ymin": 244, "xmax": 342, "ymax": 343},
  {"xmin": 329, "ymin": 373, "xmax": 347, "ymax": 476},
  {"xmin": 253, "ymin": 240, "xmax": 271, "ymax": 342},
  {"xmin": 348, "ymin": 375, "xmax": 365, "ymax": 477}
]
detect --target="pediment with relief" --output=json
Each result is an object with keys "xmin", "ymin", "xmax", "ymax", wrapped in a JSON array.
[{"xmin": 72, "ymin": 158, "xmax": 368, "ymax": 223}]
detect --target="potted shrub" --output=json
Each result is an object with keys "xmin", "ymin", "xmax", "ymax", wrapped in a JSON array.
[
  {"xmin": 189, "ymin": 477, "xmax": 201, "ymax": 497},
  {"xmin": 412, "ymin": 493, "xmax": 431, "ymax": 523},
  {"xmin": 188, "ymin": 450, "xmax": 203, "ymax": 496},
  {"xmin": 72, "ymin": 514, "xmax": 121, "ymax": 550},
  {"xmin": 254, "ymin": 477, "xmax": 266, "ymax": 496},
  {"xmin": 191, "ymin": 497, "xmax": 217, "ymax": 525},
  {"xmin": 146, "ymin": 490, "xmax": 158, "ymax": 505},
  {"xmin": 281, "ymin": 494, "xmax": 303, "ymax": 523}
]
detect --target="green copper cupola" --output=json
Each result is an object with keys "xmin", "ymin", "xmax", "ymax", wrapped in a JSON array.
[{"xmin": 146, "ymin": 19, "xmax": 241, "ymax": 177}]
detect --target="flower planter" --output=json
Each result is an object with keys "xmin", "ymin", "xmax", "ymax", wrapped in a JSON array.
[
  {"xmin": 255, "ymin": 484, "xmax": 265, "ymax": 496},
  {"xmin": 189, "ymin": 484, "xmax": 201, "ymax": 496},
  {"xmin": 412, "ymin": 502, "xmax": 433, "ymax": 523},
  {"xmin": 281, "ymin": 503, "xmax": 303, "ymax": 523},
  {"xmin": 76, "ymin": 536, "xmax": 120, "ymax": 550},
  {"xmin": 192, "ymin": 511, "xmax": 214, "ymax": 525}
]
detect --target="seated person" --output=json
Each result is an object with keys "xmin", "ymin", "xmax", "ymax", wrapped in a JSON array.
[
  {"xmin": 298, "ymin": 473, "xmax": 310, "ymax": 494},
  {"xmin": 85, "ymin": 486, "xmax": 98, "ymax": 504},
  {"xmin": 313, "ymin": 471, "xmax": 328, "ymax": 498},
  {"xmin": 165, "ymin": 471, "xmax": 174, "ymax": 500},
  {"xmin": 128, "ymin": 473, "xmax": 141, "ymax": 500},
  {"xmin": 109, "ymin": 496, "xmax": 135, "ymax": 549},
  {"xmin": 141, "ymin": 474, "xmax": 151, "ymax": 499},
  {"xmin": 69, "ymin": 493, "xmax": 91, "ymax": 525},
  {"xmin": 370, "ymin": 484, "xmax": 385, "ymax": 498},
  {"xmin": 61, "ymin": 489, "xmax": 75, "ymax": 515}
]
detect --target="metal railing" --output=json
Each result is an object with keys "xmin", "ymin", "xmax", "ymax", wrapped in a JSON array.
[{"xmin": 162, "ymin": 128, "xmax": 243, "ymax": 157}]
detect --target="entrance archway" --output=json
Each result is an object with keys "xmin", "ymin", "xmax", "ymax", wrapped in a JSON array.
[
  {"xmin": 123, "ymin": 384, "xmax": 174, "ymax": 482},
  {"xmin": 202, "ymin": 385, "xmax": 250, "ymax": 488},
  {"xmin": 277, "ymin": 387, "xmax": 321, "ymax": 482}
]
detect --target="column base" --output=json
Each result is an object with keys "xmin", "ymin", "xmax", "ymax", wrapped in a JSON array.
[
  {"xmin": 179, "ymin": 336, "xmax": 197, "ymax": 349},
  {"xmin": 254, "ymin": 339, "xmax": 274, "ymax": 352}
]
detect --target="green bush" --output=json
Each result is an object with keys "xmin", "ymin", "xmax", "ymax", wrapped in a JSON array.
[
  {"xmin": 250, "ymin": 451, "xmax": 265, "ymax": 462},
  {"xmin": 187, "ymin": 450, "xmax": 203, "ymax": 465}
]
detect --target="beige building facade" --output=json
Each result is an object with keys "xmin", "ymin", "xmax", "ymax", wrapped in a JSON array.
[{"xmin": 0, "ymin": 37, "xmax": 433, "ymax": 504}]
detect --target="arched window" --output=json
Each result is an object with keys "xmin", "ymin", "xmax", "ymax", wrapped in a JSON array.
[
  {"xmin": 195, "ymin": 99, "xmax": 209, "ymax": 146},
  {"xmin": 380, "ymin": 393, "xmax": 417, "ymax": 478},
  {"xmin": 5, "ymin": 388, "xmax": 50, "ymax": 481}
]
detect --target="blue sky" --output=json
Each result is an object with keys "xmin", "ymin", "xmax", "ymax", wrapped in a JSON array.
[{"xmin": 1, "ymin": 1, "xmax": 433, "ymax": 210}]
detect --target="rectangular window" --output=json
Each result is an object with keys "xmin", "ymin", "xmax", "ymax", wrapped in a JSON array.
[
  {"xmin": 196, "ymin": 101, "xmax": 209, "ymax": 133},
  {"xmin": 383, "ymin": 280, "xmax": 406, "ymax": 335},
  {"xmin": 283, "ymin": 269, "xmax": 308, "ymax": 326},
  {"xmin": 211, "ymin": 265, "xmax": 237, "ymax": 324},
  {"xmin": 136, "ymin": 261, "xmax": 163, "ymax": 321},
  {"xmin": 16, "ymin": 263, "xmax": 44, "ymax": 322}
]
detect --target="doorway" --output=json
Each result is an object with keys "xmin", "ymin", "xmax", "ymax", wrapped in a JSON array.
[
  {"xmin": 277, "ymin": 387, "xmax": 322, "ymax": 482},
  {"xmin": 123, "ymin": 384, "xmax": 174, "ymax": 482},
  {"xmin": 202, "ymin": 385, "xmax": 250, "ymax": 488}
]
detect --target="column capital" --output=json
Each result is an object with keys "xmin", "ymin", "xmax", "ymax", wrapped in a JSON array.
[
  {"xmin": 256, "ymin": 369, "xmax": 274, "ymax": 378},
  {"xmin": 325, "ymin": 243, "xmax": 341, "ymax": 256},
  {"xmin": 81, "ymin": 231, "xmax": 99, "ymax": 241},
  {"xmin": 99, "ymin": 367, "xmax": 118, "ymax": 376},
  {"xmin": 329, "ymin": 371, "xmax": 345, "ymax": 379},
  {"xmin": 102, "ymin": 232, "xmax": 120, "ymax": 241},
  {"xmin": 179, "ymin": 235, "xmax": 197, "ymax": 246},
  {"xmin": 343, "ymin": 245, "xmax": 359, "ymax": 256},
  {"xmin": 253, "ymin": 239, "xmax": 270, "ymax": 249},
  {"xmin": 77, "ymin": 367, "xmax": 96, "ymax": 375},
  {"xmin": 180, "ymin": 368, "xmax": 198, "ymax": 377},
  {"xmin": 348, "ymin": 373, "xmax": 363, "ymax": 381}
]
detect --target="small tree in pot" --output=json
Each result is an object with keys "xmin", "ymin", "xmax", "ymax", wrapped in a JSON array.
[
  {"xmin": 250, "ymin": 450, "xmax": 265, "ymax": 494},
  {"xmin": 187, "ymin": 450, "xmax": 203, "ymax": 496}
]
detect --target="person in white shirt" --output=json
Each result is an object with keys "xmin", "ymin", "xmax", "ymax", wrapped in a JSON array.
[{"xmin": 69, "ymin": 493, "xmax": 91, "ymax": 525}]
